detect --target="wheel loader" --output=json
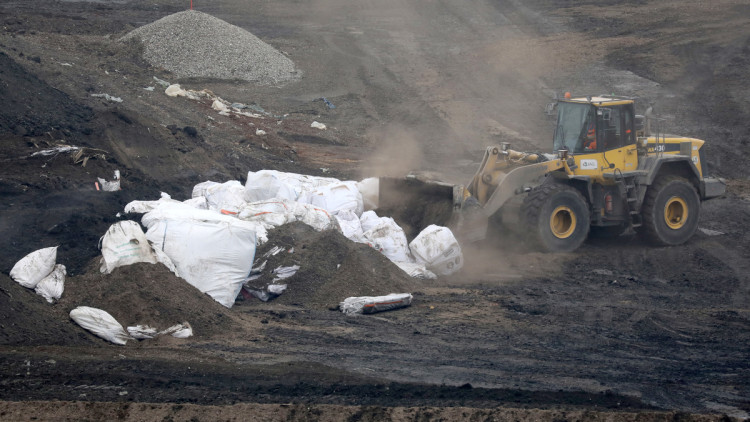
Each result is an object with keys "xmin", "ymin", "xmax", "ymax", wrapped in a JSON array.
[{"xmin": 379, "ymin": 94, "xmax": 725, "ymax": 252}]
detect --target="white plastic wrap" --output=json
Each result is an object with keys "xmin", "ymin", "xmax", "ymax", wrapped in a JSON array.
[
  {"xmin": 144, "ymin": 203, "xmax": 258, "ymax": 308},
  {"xmin": 99, "ymin": 221, "xmax": 159, "ymax": 274},
  {"xmin": 340, "ymin": 293, "xmax": 413, "ymax": 315},
  {"xmin": 356, "ymin": 177, "xmax": 379, "ymax": 211},
  {"xmin": 309, "ymin": 181, "xmax": 364, "ymax": 216},
  {"xmin": 335, "ymin": 209, "xmax": 365, "ymax": 242},
  {"xmin": 34, "ymin": 264, "xmax": 66, "ymax": 303},
  {"xmin": 409, "ymin": 225, "xmax": 463, "ymax": 276},
  {"xmin": 363, "ymin": 217, "xmax": 413, "ymax": 263},
  {"xmin": 69, "ymin": 306, "xmax": 131, "ymax": 345},
  {"xmin": 9, "ymin": 246, "xmax": 58, "ymax": 289}
]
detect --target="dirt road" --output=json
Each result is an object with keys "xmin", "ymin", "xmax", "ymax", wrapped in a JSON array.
[{"xmin": 0, "ymin": 0, "xmax": 748, "ymax": 420}]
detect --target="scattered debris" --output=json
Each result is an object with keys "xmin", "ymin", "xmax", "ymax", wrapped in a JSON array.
[
  {"xmin": 271, "ymin": 265, "xmax": 300, "ymax": 281},
  {"xmin": 699, "ymin": 227, "xmax": 725, "ymax": 236},
  {"xmin": 319, "ymin": 97, "xmax": 336, "ymax": 109},
  {"xmin": 97, "ymin": 169, "xmax": 121, "ymax": 192},
  {"xmin": 91, "ymin": 93, "xmax": 123, "ymax": 103},
  {"xmin": 311, "ymin": 121, "xmax": 327, "ymax": 130}
]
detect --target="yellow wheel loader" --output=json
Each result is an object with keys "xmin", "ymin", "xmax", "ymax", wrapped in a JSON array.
[{"xmin": 379, "ymin": 95, "xmax": 725, "ymax": 252}]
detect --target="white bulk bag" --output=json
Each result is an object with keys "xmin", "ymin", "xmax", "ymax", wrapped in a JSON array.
[
  {"xmin": 9, "ymin": 246, "xmax": 58, "ymax": 289},
  {"xmin": 363, "ymin": 217, "xmax": 413, "ymax": 263},
  {"xmin": 409, "ymin": 225, "xmax": 463, "ymax": 276},
  {"xmin": 125, "ymin": 192, "xmax": 179, "ymax": 214},
  {"xmin": 335, "ymin": 210, "xmax": 365, "ymax": 242},
  {"xmin": 356, "ymin": 177, "xmax": 379, "ymax": 211},
  {"xmin": 34, "ymin": 264, "xmax": 66, "ymax": 303},
  {"xmin": 309, "ymin": 181, "xmax": 364, "ymax": 216},
  {"xmin": 359, "ymin": 210, "xmax": 381, "ymax": 233},
  {"xmin": 244, "ymin": 171, "xmax": 298, "ymax": 202},
  {"xmin": 144, "ymin": 205, "xmax": 258, "ymax": 308},
  {"xmin": 99, "ymin": 221, "xmax": 160, "ymax": 274},
  {"xmin": 291, "ymin": 202, "xmax": 337, "ymax": 231},
  {"xmin": 238, "ymin": 200, "xmax": 296, "ymax": 229},
  {"xmin": 203, "ymin": 180, "xmax": 247, "ymax": 214},
  {"xmin": 69, "ymin": 306, "xmax": 131, "ymax": 345},
  {"xmin": 192, "ymin": 181, "xmax": 220, "ymax": 199}
]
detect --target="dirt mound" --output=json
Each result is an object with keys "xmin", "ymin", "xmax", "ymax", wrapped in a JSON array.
[
  {"xmin": 241, "ymin": 222, "xmax": 415, "ymax": 310},
  {"xmin": 59, "ymin": 262, "xmax": 238, "ymax": 341},
  {"xmin": 0, "ymin": 274, "xmax": 95, "ymax": 346},
  {"xmin": 0, "ymin": 51, "xmax": 93, "ymax": 137},
  {"xmin": 122, "ymin": 10, "xmax": 300, "ymax": 84}
]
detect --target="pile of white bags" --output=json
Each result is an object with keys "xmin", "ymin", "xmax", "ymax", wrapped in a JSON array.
[{"xmin": 9, "ymin": 246, "xmax": 66, "ymax": 303}]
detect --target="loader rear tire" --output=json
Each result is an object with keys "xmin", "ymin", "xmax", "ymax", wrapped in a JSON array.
[
  {"xmin": 640, "ymin": 175, "xmax": 700, "ymax": 246},
  {"xmin": 521, "ymin": 183, "xmax": 590, "ymax": 252}
]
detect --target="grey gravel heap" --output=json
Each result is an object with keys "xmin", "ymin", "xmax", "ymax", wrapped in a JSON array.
[{"xmin": 122, "ymin": 10, "xmax": 300, "ymax": 85}]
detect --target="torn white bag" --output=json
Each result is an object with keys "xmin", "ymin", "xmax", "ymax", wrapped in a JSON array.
[{"xmin": 34, "ymin": 264, "xmax": 66, "ymax": 303}]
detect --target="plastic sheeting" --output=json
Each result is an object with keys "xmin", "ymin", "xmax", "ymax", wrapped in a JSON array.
[
  {"xmin": 69, "ymin": 306, "xmax": 131, "ymax": 345},
  {"xmin": 10, "ymin": 246, "xmax": 58, "ymax": 289}
]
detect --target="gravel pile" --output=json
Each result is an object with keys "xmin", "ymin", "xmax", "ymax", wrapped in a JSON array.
[{"xmin": 122, "ymin": 10, "xmax": 300, "ymax": 85}]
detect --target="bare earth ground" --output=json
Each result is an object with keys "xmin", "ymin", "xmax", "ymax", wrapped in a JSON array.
[{"xmin": 0, "ymin": 0, "xmax": 749, "ymax": 420}]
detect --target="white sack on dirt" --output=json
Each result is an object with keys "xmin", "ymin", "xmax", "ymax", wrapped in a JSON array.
[
  {"xmin": 144, "ymin": 203, "xmax": 259, "ymax": 308},
  {"xmin": 335, "ymin": 210, "xmax": 365, "ymax": 242},
  {"xmin": 409, "ymin": 225, "xmax": 463, "ymax": 276},
  {"xmin": 10, "ymin": 246, "xmax": 58, "ymax": 289},
  {"xmin": 69, "ymin": 306, "xmax": 131, "ymax": 345},
  {"xmin": 363, "ymin": 217, "xmax": 413, "ymax": 263},
  {"xmin": 99, "ymin": 221, "xmax": 162, "ymax": 274},
  {"xmin": 340, "ymin": 293, "xmax": 413, "ymax": 315},
  {"xmin": 34, "ymin": 264, "xmax": 66, "ymax": 303},
  {"xmin": 122, "ymin": 10, "xmax": 300, "ymax": 85}
]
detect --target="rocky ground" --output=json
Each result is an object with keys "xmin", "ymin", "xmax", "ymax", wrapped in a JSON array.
[{"xmin": 0, "ymin": 0, "xmax": 748, "ymax": 420}]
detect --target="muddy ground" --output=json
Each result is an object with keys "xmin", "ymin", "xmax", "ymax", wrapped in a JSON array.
[{"xmin": 0, "ymin": 0, "xmax": 748, "ymax": 420}]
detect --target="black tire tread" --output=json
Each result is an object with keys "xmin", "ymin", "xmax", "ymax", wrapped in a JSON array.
[
  {"xmin": 521, "ymin": 183, "xmax": 589, "ymax": 252},
  {"xmin": 640, "ymin": 175, "xmax": 699, "ymax": 245}
]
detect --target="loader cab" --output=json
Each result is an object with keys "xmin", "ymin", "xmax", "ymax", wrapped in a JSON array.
[{"xmin": 553, "ymin": 97, "xmax": 636, "ymax": 155}]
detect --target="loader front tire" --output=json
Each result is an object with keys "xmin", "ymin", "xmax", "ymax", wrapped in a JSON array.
[
  {"xmin": 640, "ymin": 176, "xmax": 700, "ymax": 246},
  {"xmin": 521, "ymin": 183, "xmax": 590, "ymax": 252}
]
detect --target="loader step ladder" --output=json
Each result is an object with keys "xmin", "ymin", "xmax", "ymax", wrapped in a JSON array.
[{"xmin": 621, "ymin": 180, "xmax": 642, "ymax": 228}]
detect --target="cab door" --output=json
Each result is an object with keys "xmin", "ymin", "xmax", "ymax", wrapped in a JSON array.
[{"xmin": 597, "ymin": 104, "xmax": 638, "ymax": 175}]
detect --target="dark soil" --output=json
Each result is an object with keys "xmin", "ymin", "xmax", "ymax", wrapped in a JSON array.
[{"xmin": 242, "ymin": 222, "xmax": 412, "ymax": 310}]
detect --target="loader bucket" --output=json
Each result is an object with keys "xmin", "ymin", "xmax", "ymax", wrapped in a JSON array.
[{"xmin": 377, "ymin": 176, "xmax": 469, "ymax": 240}]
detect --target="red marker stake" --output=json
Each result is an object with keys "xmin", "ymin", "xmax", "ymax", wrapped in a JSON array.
[{"xmin": 190, "ymin": 0, "xmax": 193, "ymax": 9}]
